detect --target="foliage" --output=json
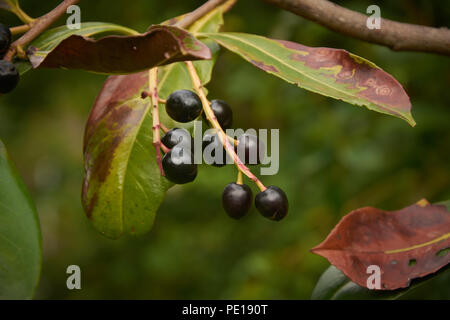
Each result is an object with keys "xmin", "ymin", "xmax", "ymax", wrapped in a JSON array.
[
  {"xmin": 0, "ymin": 0, "xmax": 449, "ymax": 299},
  {"xmin": 0, "ymin": 140, "xmax": 41, "ymax": 299}
]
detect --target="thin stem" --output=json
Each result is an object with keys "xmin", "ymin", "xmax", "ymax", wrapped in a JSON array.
[
  {"xmin": 175, "ymin": 0, "xmax": 228, "ymax": 29},
  {"xmin": 226, "ymin": 135, "xmax": 238, "ymax": 146},
  {"xmin": 185, "ymin": 61, "xmax": 266, "ymax": 192},
  {"xmin": 236, "ymin": 170, "xmax": 243, "ymax": 185},
  {"xmin": 160, "ymin": 123, "xmax": 169, "ymax": 134},
  {"xmin": 158, "ymin": 98, "xmax": 167, "ymax": 104},
  {"xmin": 4, "ymin": 0, "xmax": 80, "ymax": 61},
  {"xmin": 149, "ymin": 68, "xmax": 165, "ymax": 176},
  {"xmin": 10, "ymin": 24, "xmax": 31, "ymax": 36},
  {"xmin": 160, "ymin": 143, "xmax": 169, "ymax": 153},
  {"xmin": 9, "ymin": 2, "xmax": 35, "ymax": 24}
]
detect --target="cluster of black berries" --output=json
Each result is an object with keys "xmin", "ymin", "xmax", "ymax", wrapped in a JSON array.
[
  {"xmin": 161, "ymin": 89, "xmax": 288, "ymax": 221},
  {"xmin": 0, "ymin": 24, "xmax": 19, "ymax": 94}
]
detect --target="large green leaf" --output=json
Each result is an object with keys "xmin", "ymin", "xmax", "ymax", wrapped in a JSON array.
[
  {"xmin": 18, "ymin": 22, "xmax": 139, "ymax": 75},
  {"xmin": 202, "ymin": 32, "xmax": 415, "ymax": 126},
  {"xmin": 312, "ymin": 264, "xmax": 450, "ymax": 300},
  {"xmin": 0, "ymin": 140, "xmax": 42, "ymax": 299},
  {"xmin": 82, "ymin": 6, "xmax": 226, "ymax": 239}
]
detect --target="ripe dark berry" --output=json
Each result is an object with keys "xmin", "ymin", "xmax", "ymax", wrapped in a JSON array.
[
  {"xmin": 0, "ymin": 60, "xmax": 19, "ymax": 94},
  {"xmin": 162, "ymin": 145, "xmax": 197, "ymax": 184},
  {"xmin": 236, "ymin": 133, "xmax": 265, "ymax": 165},
  {"xmin": 202, "ymin": 132, "xmax": 230, "ymax": 167},
  {"xmin": 166, "ymin": 90, "xmax": 202, "ymax": 123},
  {"xmin": 222, "ymin": 183, "xmax": 253, "ymax": 219},
  {"xmin": 0, "ymin": 24, "xmax": 11, "ymax": 56},
  {"xmin": 203, "ymin": 99, "xmax": 233, "ymax": 129},
  {"xmin": 161, "ymin": 128, "xmax": 193, "ymax": 149},
  {"xmin": 255, "ymin": 186, "xmax": 288, "ymax": 221}
]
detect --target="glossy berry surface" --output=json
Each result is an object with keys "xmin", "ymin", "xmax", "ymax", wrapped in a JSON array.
[
  {"xmin": 202, "ymin": 132, "xmax": 230, "ymax": 167},
  {"xmin": 166, "ymin": 90, "xmax": 202, "ymax": 123},
  {"xmin": 203, "ymin": 99, "xmax": 233, "ymax": 129},
  {"xmin": 0, "ymin": 60, "xmax": 19, "ymax": 94},
  {"xmin": 255, "ymin": 186, "xmax": 288, "ymax": 221},
  {"xmin": 222, "ymin": 183, "xmax": 253, "ymax": 219},
  {"xmin": 162, "ymin": 146, "xmax": 197, "ymax": 184},
  {"xmin": 236, "ymin": 133, "xmax": 265, "ymax": 165},
  {"xmin": 0, "ymin": 24, "xmax": 11, "ymax": 56},
  {"xmin": 161, "ymin": 128, "xmax": 193, "ymax": 149}
]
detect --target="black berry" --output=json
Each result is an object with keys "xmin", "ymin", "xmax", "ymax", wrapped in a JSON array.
[
  {"xmin": 236, "ymin": 133, "xmax": 265, "ymax": 165},
  {"xmin": 255, "ymin": 186, "xmax": 288, "ymax": 221},
  {"xmin": 0, "ymin": 60, "xmax": 19, "ymax": 94},
  {"xmin": 161, "ymin": 128, "xmax": 193, "ymax": 149},
  {"xmin": 222, "ymin": 183, "xmax": 253, "ymax": 219},
  {"xmin": 202, "ymin": 132, "xmax": 230, "ymax": 167},
  {"xmin": 166, "ymin": 90, "xmax": 202, "ymax": 123},
  {"xmin": 203, "ymin": 99, "xmax": 233, "ymax": 129},
  {"xmin": 0, "ymin": 24, "xmax": 11, "ymax": 57},
  {"xmin": 162, "ymin": 145, "xmax": 197, "ymax": 184}
]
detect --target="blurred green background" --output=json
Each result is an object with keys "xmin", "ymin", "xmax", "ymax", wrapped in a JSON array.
[{"xmin": 1, "ymin": 0, "xmax": 449, "ymax": 299}]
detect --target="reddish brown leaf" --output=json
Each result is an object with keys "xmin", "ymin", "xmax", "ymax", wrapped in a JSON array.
[
  {"xmin": 311, "ymin": 200, "xmax": 450, "ymax": 290},
  {"xmin": 28, "ymin": 25, "xmax": 211, "ymax": 74}
]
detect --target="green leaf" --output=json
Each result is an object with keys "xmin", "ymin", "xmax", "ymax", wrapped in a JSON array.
[
  {"xmin": 82, "ymin": 7, "xmax": 226, "ymax": 239},
  {"xmin": 312, "ymin": 264, "xmax": 450, "ymax": 300},
  {"xmin": 27, "ymin": 24, "xmax": 211, "ymax": 75},
  {"xmin": 202, "ymin": 32, "xmax": 415, "ymax": 126},
  {"xmin": 19, "ymin": 22, "xmax": 139, "ymax": 75},
  {"xmin": 0, "ymin": 140, "xmax": 42, "ymax": 299}
]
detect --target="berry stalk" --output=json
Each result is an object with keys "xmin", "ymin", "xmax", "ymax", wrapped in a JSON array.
[
  {"xmin": 148, "ymin": 67, "xmax": 165, "ymax": 176},
  {"xmin": 10, "ymin": 25, "xmax": 31, "ymax": 36},
  {"xmin": 185, "ymin": 61, "xmax": 266, "ymax": 192},
  {"xmin": 160, "ymin": 122, "xmax": 169, "ymax": 134},
  {"xmin": 236, "ymin": 170, "xmax": 243, "ymax": 185}
]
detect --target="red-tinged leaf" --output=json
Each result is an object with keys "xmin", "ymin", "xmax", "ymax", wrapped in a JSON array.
[
  {"xmin": 311, "ymin": 199, "xmax": 450, "ymax": 290},
  {"xmin": 83, "ymin": 8, "xmax": 225, "ymax": 238},
  {"xmin": 28, "ymin": 25, "xmax": 211, "ymax": 74},
  {"xmin": 203, "ymin": 32, "xmax": 415, "ymax": 126}
]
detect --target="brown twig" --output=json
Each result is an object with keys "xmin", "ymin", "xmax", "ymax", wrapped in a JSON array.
[
  {"xmin": 148, "ymin": 68, "xmax": 165, "ymax": 176},
  {"xmin": 185, "ymin": 61, "xmax": 266, "ymax": 191},
  {"xmin": 175, "ymin": 0, "xmax": 228, "ymax": 29},
  {"xmin": 262, "ymin": 0, "xmax": 450, "ymax": 56},
  {"xmin": 4, "ymin": 0, "xmax": 80, "ymax": 61}
]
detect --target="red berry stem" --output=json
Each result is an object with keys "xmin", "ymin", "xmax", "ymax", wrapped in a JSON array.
[
  {"xmin": 160, "ymin": 123, "xmax": 169, "ymax": 134},
  {"xmin": 149, "ymin": 68, "xmax": 165, "ymax": 177},
  {"xmin": 185, "ymin": 61, "xmax": 266, "ymax": 192}
]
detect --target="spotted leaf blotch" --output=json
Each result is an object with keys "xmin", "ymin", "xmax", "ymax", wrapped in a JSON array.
[
  {"xmin": 203, "ymin": 32, "xmax": 415, "ymax": 126},
  {"xmin": 312, "ymin": 199, "xmax": 450, "ymax": 290}
]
